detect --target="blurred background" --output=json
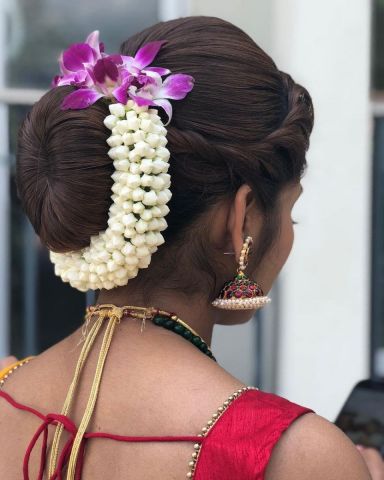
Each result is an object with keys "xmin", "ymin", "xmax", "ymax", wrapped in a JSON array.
[{"xmin": 0, "ymin": 0, "xmax": 381, "ymax": 421}]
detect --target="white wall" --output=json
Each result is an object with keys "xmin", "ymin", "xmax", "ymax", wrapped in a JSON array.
[
  {"xmin": 189, "ymin": 0, "xmax": 273, "ymax": 51},
  {"xmin": 270, "ymin": 0, "xmax": 372, "ymax": 420}
]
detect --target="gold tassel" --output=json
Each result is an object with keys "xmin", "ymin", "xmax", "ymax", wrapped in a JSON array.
[{"xmin": 48, "ymin": 305, "xmax": 124, "ymax": 479}]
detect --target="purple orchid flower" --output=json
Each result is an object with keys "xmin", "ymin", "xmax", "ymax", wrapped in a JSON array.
[
  {"xmin": 52, "ymin": 30, "xmax": 194, "ymax": 123},
  {"xmin": 111, "ymin": 40, "xmax": 170, "ymax": 104},
  {"xmin": 120, "ymin": 40, "xmax": 171, "ymax": 77},
  {"xmin": 127, "ymin": 71, "xmax": 195, "ymax": 125},
  {"xmin": 52, "ymin": 31, "xmax": 103, "ymax": 86}
]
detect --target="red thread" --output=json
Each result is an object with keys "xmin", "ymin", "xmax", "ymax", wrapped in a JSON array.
[{"xmin": 0, "ymin": 389, "xmax": 203, "ymax": 479}]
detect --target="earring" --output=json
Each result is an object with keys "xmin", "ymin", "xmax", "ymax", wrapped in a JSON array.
[{"xmin": 212, "ymin": 235, "xmax": 271, "ymax": 310}]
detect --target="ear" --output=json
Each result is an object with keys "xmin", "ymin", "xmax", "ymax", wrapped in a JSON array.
[{"xmin": 227, "ymin": 184, "xmax": 255, "ymax": 262}]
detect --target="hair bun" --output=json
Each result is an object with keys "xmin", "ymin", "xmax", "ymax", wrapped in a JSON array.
[{"xmin": 16, "ymin": 86, "xmax": 113, "ymax": 253}]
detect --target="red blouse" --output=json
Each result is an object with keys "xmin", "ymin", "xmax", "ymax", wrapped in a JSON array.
[{"xmin": 0, "ymin": 358, "xmax": 314, "ymax": 479}]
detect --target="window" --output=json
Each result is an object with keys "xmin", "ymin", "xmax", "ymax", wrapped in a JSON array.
[{"xmin": 371, "ymin": 0, "xmax": 384, "ymax": 379}]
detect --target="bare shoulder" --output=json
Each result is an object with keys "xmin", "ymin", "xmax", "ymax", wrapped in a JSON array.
[{"xmin": 265, "ymin": 412, "xmax": 371, "ymax": 480}]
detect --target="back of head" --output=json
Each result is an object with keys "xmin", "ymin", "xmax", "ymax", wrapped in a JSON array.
[{"xmin": 16, "ymin": 16, "xmax": 314, "ymax": 299}]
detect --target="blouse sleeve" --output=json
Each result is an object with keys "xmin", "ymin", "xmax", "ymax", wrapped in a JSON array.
[{"xmin": 193, "ymin": 389, "xmax": 314, "ymax": 480}]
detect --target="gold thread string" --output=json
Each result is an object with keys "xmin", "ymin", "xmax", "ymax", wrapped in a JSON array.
[
  {"xmin": 66, "ymin": 310, "xmax": 121, "ymax": 479},
  {"xmin": 72, "ymin": 312, "xmax": 93, "ymax": 349},
  {"xmin": 48, "ymin": 311, "xmax": 106, "ymax": 477},
  {"xmin": 90, "ymin": 304, "xmax": 207, "ymax": 343},
  {"xmin": 87, "ymin": 304, "xmax": 211, "ymax": 349},
  {"xmin": 49, "ymin": 303, "xmax": 211, "ymax": 477}
]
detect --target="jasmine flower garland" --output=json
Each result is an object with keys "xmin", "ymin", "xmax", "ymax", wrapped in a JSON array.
[
  {"xmin": 50, "ymin": 99, "xmax": 171, "ymax": 291},
  {"xmin": 49, "ymin": 31, "xmax": 194, "ymax": 291}
]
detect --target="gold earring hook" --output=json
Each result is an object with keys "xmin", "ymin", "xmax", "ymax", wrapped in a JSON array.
[{"xmin": 238, "ymin": 236, "xmax": 253, "ymax": 274}]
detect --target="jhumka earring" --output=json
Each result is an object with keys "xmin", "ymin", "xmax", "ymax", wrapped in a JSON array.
[{"xmin": 212, "ymin": 235, "xmax": 271, "ymax": 310}]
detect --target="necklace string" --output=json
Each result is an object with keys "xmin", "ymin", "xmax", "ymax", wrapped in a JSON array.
[
  {"xmin": 49, "ymin": 303, "xmax": 215, "ymax": 479},
  {"xmin": 79, "ymin": 304, "xmax": 215, "ymax": 360}
]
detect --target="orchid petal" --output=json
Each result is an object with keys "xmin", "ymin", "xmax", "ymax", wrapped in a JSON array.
[
  {"xmin": 144, "ymin": 66, "xmax": 171, "ymax": 76},
  {"xmin": 55, "ymin": 70, "xmax": 89, "ymax": 87},
  {"xmin": 51, "ymin": 75, "xmax": 60, "ymax": 87},
  {"xmin": 137, "ymin": 73, "xmax": 158, "ymax": 87},
  {"xmin": 113, "ymin": 79, "xmax": 131, "ymax": 104},
  {"xmin": 120, "ymin": 58, "xmax": 141, "ymax": 76},
  {"xmin": 85, "ymin": 65, "xmax": 97, "ymax": 84},
  {"xmin": 128, "ymin": 88, "xmax": 154, "ymax": 107},
  {"xmin": 152, "ymin": 98, "xmax": 173, "ymax": 125},
  {"xmin": 108, "ymin": 54, "xmax": 124, "ymax": 66},
  {"xmin": 85, "ymin": 30, "xmax": 102, "ymax": 58},
  {"xmin": 63, "ymin": 43, "xmax": 96, "ymax": 72},
  {"xmin": 58, "ymin": 52, "xmax": 71, "ymax": 76},
  {"xmin": 159, "ymin": 74, "xmax": 195, "ymax": 100},
  {"xmin": 134, "ymin": 40, "xmax": 166, "ymax": 69},
  {"xmin": 61, "ymin": 89, "xmax": 103, "ymax": 110},
  {"xmin": 120, "ymin": 55, "xmax": 134, "ymax": 68},
  {"xmin": 120, "ymin": 69, "xmax": 133, "ymax": 82},
  {"xmin": 93, "ymin": 57, "xmax": 119, "ymax": 83},
  {"xmin": 135, "ymin": 71, "xmax": 162, "ymax": 93}
]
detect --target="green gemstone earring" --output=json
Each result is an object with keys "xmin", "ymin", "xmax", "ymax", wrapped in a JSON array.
[{"xmin": 211, "ymin": 235, "xmax": 271, "ymax": 310}]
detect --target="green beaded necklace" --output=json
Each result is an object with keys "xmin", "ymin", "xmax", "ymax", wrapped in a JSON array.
[{"xmin": 86, "ymin": 304, "xmax": 217, "ymax": 362}]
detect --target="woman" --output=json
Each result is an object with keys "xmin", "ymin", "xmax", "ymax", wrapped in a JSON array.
[{"xmin": 0, "ymin": 15, "xmax": 382, "ymax": 480}]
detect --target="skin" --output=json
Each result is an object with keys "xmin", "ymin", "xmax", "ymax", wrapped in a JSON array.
[
  {"xmin": 0, "ymin": 181, "xmax": 381, "ymax": 479},
  {"xmin": 0, "ymin": 356, "xmax": 17, "ymax": 369},
  {"xmin": 96, "ymin": 181, "xmax": 302, "ymax": 344}
]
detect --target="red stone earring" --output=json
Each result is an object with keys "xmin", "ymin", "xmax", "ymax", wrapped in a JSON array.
[{"xmin": 212, "ymin": 236, "xmax": 271, "ymax": 310}]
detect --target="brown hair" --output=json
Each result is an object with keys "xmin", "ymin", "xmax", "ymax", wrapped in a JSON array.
[{"xmin": 16, "ymin": 16, "xmax": 314, "ymax": 300}]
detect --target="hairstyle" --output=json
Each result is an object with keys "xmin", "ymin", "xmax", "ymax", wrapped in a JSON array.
[{"xmin": 16, "ymin": 16, "xmax": 314, "ymax": 301}]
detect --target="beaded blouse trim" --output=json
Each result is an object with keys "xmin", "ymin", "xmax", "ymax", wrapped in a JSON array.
[
  {"xmin": 186, "ymin": 385, "xmax": 258, "ymax": 479},
  {"xmin": 0, "ymin": 360, "xmax": 258, "ymax": 480},
  {"xmin": 0, "ymin": 356, "xmax": 35, "ymax": 388}
]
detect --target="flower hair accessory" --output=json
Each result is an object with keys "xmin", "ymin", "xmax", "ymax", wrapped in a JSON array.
[{"xmin": 49, "ymin": 31, "xmax": 194, "ymax": 291}]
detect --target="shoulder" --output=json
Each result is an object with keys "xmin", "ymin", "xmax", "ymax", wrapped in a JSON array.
[
  {"xmin": 199, "ymin": 388, "xmax": 371, "ymax": 480},
  {"xmin": 0, "ymin": 356, "xmax": 36, "ymax": 383},
  {"xmin": 264, "ymin": 410, "xmax": 372, "ymax": 480}
]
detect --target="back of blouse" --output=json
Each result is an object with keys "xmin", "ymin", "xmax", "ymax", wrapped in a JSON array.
[{"xmin": 0, "ymin": 356, "xmax": 314, "ymax": 479}]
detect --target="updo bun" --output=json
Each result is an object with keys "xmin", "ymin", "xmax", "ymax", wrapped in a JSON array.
[
  {"xmin": 16, "ymin": 86, "xmax": 112, "ymax": 252},
  {"xmin": 16, "ymin": 16, "xmax": 314, "ymax": 295}
]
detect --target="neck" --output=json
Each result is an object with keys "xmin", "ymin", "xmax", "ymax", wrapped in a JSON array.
[{"xmin": 95, "ymin": 287, "xmax": 215, "ymax": 346}]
